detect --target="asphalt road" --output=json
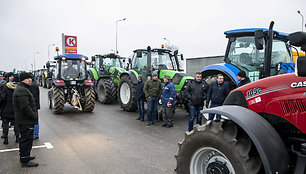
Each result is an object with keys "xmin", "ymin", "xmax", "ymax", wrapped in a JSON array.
[{"xmin": 0, "ymin": 87, "xmax": 192, "ymax": 174}]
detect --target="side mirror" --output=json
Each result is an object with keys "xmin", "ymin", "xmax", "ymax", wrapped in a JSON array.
[
  {"xmin": 289, "ymin": 31, "xmax": 306, "ymax": 52},
  {"xmin": 254, "ymin": 30, "xmax": 264, "ymax": 50},
  {"xmin": 147, "ymin": 46, "xmax": 151, "ymax": 52},
  {"xmin": 136, "ymin": 51, "xmax": 142, "ymax": 58},
  {"xmin": 46, "ymin": 62, "xmax": 50, "ymax": 69},
  {"xmin": 180, "ymin": 54, "xmax": 184, "ymax": 60},
  {"xmin": 296, "ymin": 56, "xmax": 306, "ymax": 77},
  {"xmin": 91, "ymin": 56, "xmax": 96, "ymax": 62}
]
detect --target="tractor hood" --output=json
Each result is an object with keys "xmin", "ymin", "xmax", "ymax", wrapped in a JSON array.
[
  {"xmin": 159, "ymin": 69, "xmax": 194, "ymax": 91},
  {"xmin": 224, "ymin": 73, "xmax": 306, "ymax": 133}
]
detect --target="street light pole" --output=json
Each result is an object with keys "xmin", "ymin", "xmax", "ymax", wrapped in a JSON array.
[
  {"xmin": 116, "ymin": 18, "xmax": 126, "ymax": 54},
  {"xmin": 48, "ymin": 44, "xmax": 55, "ymax": 61},
  {"xmin": 298, "ymin": 11, "xmax": 304, "ymax": 31},
  {"xmin": 33, "ymin": 51, "xmax": 39, "ymax": 70}
]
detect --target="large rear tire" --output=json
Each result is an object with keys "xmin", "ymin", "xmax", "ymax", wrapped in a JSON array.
[
  {"xmin": 97, "ymin": 79, "xmax": 117, "ymax": 104},
  {"xmin": 118, "ymin": 75, "xmax": 137, "ymax": 112},
  {"xmin": 51, "ymin": 87, "xmax": 65, "ymax": 114},
  {"xmin": 82, "ymin": 87, "xmax": 95, "ymax": 112},
  {"xmin": 175, "ymin": 121, "xmax": 262, "ymax": 174}
]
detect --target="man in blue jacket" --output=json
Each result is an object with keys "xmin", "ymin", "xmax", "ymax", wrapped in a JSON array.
[
  {"xmin": 160, "ymin": 75, "xmax": 175, "ymax": 128},
  {"xmin": 135, "ymin": 75, "xmax": 145, "ymax": 121},
  {"xmin": 206, "ymin": 74, "xmax": 230, "ymax": 121}
]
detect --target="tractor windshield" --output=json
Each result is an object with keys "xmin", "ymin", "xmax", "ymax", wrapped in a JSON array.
[
  {"xmin": 227, "ymin": 36, "xmax": 292, "ymax": 81},
  {"xmin": 103, "ymin": 58, "xmax": 121, "ymax": 68},
  {"xmin": 132, "ymin": 51, "xmax": 174, "ymax": 70},
  {"xmin": 60, "ymin": 60, "xmax": 86, "ymax": 80}
]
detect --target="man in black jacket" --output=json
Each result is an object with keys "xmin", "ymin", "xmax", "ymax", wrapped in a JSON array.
[
  {"xmin": 185, "ymin": 72, "xmax": 208, "ymax": 131},
  {"xmin": 13, "ymin": 72, "xmax": 38, "ymax": 167},
  {"xmin": 206, "ymin": 74, "xmax": 230, "ymax": 121},
  {"xmin": 135, "ymin": 75, "xmax": 145, "ymax": 121}
]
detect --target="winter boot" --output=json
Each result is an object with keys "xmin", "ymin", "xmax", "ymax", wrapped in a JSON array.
[{"xmin": 3, "ymin": 137, "xmax": 8, "ymax": 144}]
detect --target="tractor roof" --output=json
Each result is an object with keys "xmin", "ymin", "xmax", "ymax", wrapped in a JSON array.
[
  {"xmin": 133, "ymin": 48, "xmax": 171, "ymax": 53},
  {"xmin": 54, "ymin": 54, "xmax": 88, "ymax": 60},
  {"xmin": 224, "ymin": 28, "xmax": 289, "ymax": 40},
  {"xmin": 96, "ymin": 53, "xmax": 120, "ymax": 58}
]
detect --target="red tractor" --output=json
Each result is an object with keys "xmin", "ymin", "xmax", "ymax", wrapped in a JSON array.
[{"xmin": 175, "ymin": 31, "xmax": 306, "ymax": 174}]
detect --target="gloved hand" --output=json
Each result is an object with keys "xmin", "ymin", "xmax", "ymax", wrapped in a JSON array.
[
  {"xmin": 159, "ymin": 99, "xmax": 162, "ymax": 105},
  {"xmin": 167, "ymin": 101, "xmax": 172, "ymax": 107}
]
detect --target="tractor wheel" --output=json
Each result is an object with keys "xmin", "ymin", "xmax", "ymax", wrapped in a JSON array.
[
  {"xmin": 82, "ymin": 87, "xmax": 95, "ymax": 112},
  {"xmin": 51, "ymin": 87, "xmax": 65, "ymax": 114},
  {"xmin": 97, "ymin": 79, "xmax": 117, "ymax": 104},
  {"xmin": 175, "ymin": 121, "xmax": 262, "ymax": 174},
  {"xmin": 118, "ymin": 75, "xmax": 137, "ymax": 112}
]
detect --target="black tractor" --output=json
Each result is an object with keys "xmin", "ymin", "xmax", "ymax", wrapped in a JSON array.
[{"xmin": 48, "ymin": 54, "xmax": 95, "ymax": 113}]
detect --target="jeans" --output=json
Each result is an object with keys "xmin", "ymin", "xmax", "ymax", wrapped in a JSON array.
[
  {"xmin": 19, "ymin": 124, "xmax": 34, "ymax": 163},
  {"xmin": 137, "ymin": 99, "xmax": 145, "ymax": 120},
  {"xmin": 208, "ymin": 103, "xmax": 222, "ymax": 120},
  {"xmin": 33, "ymin": 120, "xmax": 39, "ymax": 138},
  {"xmin": 147, "ymin": 97, "xmax": 158, "ymax": 123},
  {"xmin": 188, "ymin": 105, "xmax": 203, "ymax": 132}
]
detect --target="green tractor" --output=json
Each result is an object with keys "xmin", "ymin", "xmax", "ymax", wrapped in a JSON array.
[
  {"xmin": 118, "ymin": 46, "xmax": 194, "ymax": 112},
  {"xmin": 89, "ymin": 53, "xmax": 126, "ymax": 104}
]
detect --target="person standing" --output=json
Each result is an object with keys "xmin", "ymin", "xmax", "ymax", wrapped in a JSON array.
[
  {"xmin": 143, "ymin": 72, "xmax": 162, "ymax": 126},
  {"xmin": 29, "ymin": 75, "xmax": 40, "ymax": 139},
  {"xmin": 1, "ymin": 72, "xmax": 19, "ymax": 144},
  {"xmin": 237, "ymin": 70, "xmax": 251, "ymax": 88},
  {"xmin": 135, "ymin": 75, "xmax": 145, "ymax": 121},
  {"xmin": 13, "ymin": 72, "xmax": 38, "ymax": 167},
  {"xmin": 206, "ymin": 74, "xmax": 230, "ymax": 121},
  {"xmin": 160, "ymin": 75, "xmax": 175, "ymax": 128},
  {"xmin": 185, "ymin": 72, "xmax": 208, "ymax": 132}
]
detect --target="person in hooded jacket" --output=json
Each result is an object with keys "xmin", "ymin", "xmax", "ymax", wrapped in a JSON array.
[
  {"xmin": 135, "ymin": 75, "xmax": 145, "ymax": 121},
  {"xmin": 29, "ymin": 75, "xmax": 40, "ymax": 139},
  {"xmin": 1, "ymin": 72, "xmax": 19, "ymax": 144}
]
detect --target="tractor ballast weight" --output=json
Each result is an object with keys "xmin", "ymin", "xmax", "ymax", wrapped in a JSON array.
[
  {"xmin": 175, "ymin": 31, "xmax": 306, "ymax": 174},
  {"xmin": 89, "ymin": 53, "xmax": 126, "ymax": 104},
  {"xmin": 202, "ymin": 21, "xmax": 295, "ymax": 89},
  {"xmin": 48, "ymin": 54, "xmax": 95, "ymax": 113},
  {"xmin": 118, "ymin": 46, "xmax": 193, "ymax": 112}
]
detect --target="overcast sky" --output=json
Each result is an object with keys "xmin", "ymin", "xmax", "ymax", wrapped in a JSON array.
[{"xmin": 0, "ymin": 0, "xmax": 305, "ymax": 72}]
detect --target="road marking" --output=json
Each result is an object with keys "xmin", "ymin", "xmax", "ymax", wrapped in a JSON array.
[{"xmin": 0, "ymin": 142, "xmax": 53, "ymax": 153}]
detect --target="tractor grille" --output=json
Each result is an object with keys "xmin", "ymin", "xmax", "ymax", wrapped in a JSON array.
[{"xmin": 280, "ymin": 99, "xmax": 306, "ymax": 115}]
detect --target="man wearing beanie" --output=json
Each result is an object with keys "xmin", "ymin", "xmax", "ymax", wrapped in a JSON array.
[
  {"xmin": 160, "ymin": 75, "xmax": 175, "ymax": 128},
  {"xmin": 143, "ymin": 72, "xmax": 162, "ymax": 126},
  {"xmin": 237, "ymin": 70, "xmax": 251, "ymax": 88},
  {"xmin": 13, "ymin": 72, "xmax": 38, "ymax": 167}
]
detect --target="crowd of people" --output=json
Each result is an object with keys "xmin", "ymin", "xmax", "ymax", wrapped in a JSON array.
[
  {"xmin": 0, "ymin": 72, "xmax": 40, "ymax": 167},
  {"xmin": 134, "ymin": 70, "xmax": 250, "ymax": 131}
]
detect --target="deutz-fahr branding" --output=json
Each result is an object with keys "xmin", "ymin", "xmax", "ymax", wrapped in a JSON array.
[{"xmin": 291, "ymin": 81, "xmax": 306, "ymax": 88}]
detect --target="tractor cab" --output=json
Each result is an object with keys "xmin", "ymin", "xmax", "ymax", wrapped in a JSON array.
[
  {"xmin": 131, "ymin": 47, "xmax": 182, "ymax": 82},
  {"xmin": 224, "ymin": 28, "xmax": 293, "ymax": 81},
  {"xmin": 92, "ymin": 53, "xmax": 122, "ymax": 76},
  {"xmin": 53, "ymin": 54, "xmax": 88, "ymax": 84}
]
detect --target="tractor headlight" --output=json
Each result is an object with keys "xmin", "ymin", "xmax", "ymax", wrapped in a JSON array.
[
  {"xmin": 81, "ymin": 57, "xmax": 86, "ymax": 61},
  {"xmin": 62, "ymin": 57, "xmax": 66, "ymax": 61}
]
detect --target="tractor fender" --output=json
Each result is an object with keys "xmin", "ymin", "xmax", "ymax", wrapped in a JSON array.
[
  {"xmin": 97, "ymin": 75, "xmax": 111, "ymax": 81},
  {"xmin": 202, "ymin": 63, "xmax": 240, "ymax": 85},
  {"xmin": 120, "ymin": 71, "xmax": 138, "ymax": 85},
  {"xmin": 201, "ymin": 105, "xmax": 289, "ymax": 174}
]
